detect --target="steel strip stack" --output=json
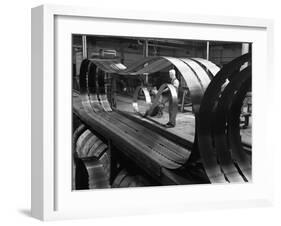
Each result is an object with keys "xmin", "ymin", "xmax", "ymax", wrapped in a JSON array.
[
  {"xmin": 72, "ymin": 124, "xmax": 110, "ymax": 189},
  {"xmin": 78, "ymin": 58, "xmax": 192, "ymax": 172},
  {"xmin": 80, "ymin": 56, "xmax": 220, "ymax": 166},
  {"xmin": 197, "ymin": 53, "xmax": 252, "ymax": 183},
  {"xmin": 72, "ymin": 124, "xmax": 87, "ymax": 190},
  {"xmin": 76, "ymin": 54, "xmax": 251, "ymax": 184},
  {"xmin": 97, "ymin": 68, "xmax": 112, "ymax": 112},
  {"xmin": 225, "ymin": 73, "xmax": 252, "ymax": 179}
]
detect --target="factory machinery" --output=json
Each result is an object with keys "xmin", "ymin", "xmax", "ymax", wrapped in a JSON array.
[{"xmin": 72, "ymin": 53, "xmax": 251, "ymax": 189}]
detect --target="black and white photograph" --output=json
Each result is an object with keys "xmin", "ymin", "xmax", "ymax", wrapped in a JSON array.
[
  {"xmin": 1, "ymin": 0, "xmax": 281, "ymax": 223},
  {"xmin": 72, "ymin": 34, "xmax": 252, "ymax": 190}
]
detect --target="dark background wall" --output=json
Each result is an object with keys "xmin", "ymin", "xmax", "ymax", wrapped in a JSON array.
[{"xmin": 72, "ymin": 35, "xmax": 249, "ymax": 94}]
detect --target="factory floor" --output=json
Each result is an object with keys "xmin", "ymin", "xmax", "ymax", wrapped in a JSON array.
[{"xmin": 115, "ymin": 94, "xmax": 252, "ymax": 147}]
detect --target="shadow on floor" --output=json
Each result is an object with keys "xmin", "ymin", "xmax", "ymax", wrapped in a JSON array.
[{"xmin": 18, "ymin": 209, "xmax": 31, "ymax": 218}]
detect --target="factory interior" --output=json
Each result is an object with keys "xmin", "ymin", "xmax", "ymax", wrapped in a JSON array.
[{"xmin": 72, "ymin": 34, "xmax": 252, "ymax": 189}]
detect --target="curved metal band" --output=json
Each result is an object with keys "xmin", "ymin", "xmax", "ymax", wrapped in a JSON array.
[
  {"xmin": 86, "ymin": 139, "xmax": 104, "ymax": 157},
  {"xmin": 227, "ymin": 77, "xmax": 252, "ymax": 180},
  {"xmin": 91, "ymin": 58, "xmax": 121, "ymax": 73},
  {"xmin": 97, "ymin": 68, "xmax": 112, "ymax": 112},
  {"xmin": 72, "ymin": 123, "xmax": 88, "ymax": 190},
  {"xmin": 79, "ymin": 59, "xmax": 96, "ymax": 113},
  {"xmin": 130, "ymin": 56, "xmax": 215, "ymax": 130},
  {"xmin": 76, "ymin": 129, "xmax": 99, "ymax": 158},
  {"xmin": 132, "ymin": 86, "xmax": 152, "ymax": 116},
  {"xmin": 163, "ymin": 57, "xmax": 205, "ymax": 114},
  {"xmin": 197, "ymin": 53, "xmax": 250, "ymax": 183},
  {"xmin": 89, "ymin": 56, "xmax": 218, "ymax": 116},
  {"xmin": 73, "ymin": 124, "xmax": 88, "ymax": 156},
  {"xmin": 88, "ymin": 142, "xmax": 108, "ymax": 158},
  {"xmin": 192, "ymin": 58, "xmax": 220, "ymax": 77},
  {"xmin": 180, "ymin": 58, "xmax": 211, "ymax": 91},
  {"xmin": 99, "ymin": 94, "xmax": 112, "ymax": 112},
  {"xmin": 78, "ymin": 56, "xmax": 251, "ymax": 178},
  {"xmin": 80, "ymin": 60, "xmax": 112, "ymax": 112},
  {"xmin": 122, "ymin": 56, "xmax": 175, "ymax": 74},
  {"xmin": 130, "ymin": 58, "xmax": 171, "ymax": 75},
  {"xmin": 87, "ymin": 62, "xmax": 103, "ymax": 112},
  {"xmin": 146, "ymin": 83, "xmax": 178, "ymax": 125},
  {"xmin": 79, "ymin": 60, "xmax": 186, "ymax": 169},
  {"xmin": 122, "ymin": 57, "xmax": 157, "ymax": 73},
  {"xmin": 213, "ymin": 67, "xmax": 251, "ymax": 182}
]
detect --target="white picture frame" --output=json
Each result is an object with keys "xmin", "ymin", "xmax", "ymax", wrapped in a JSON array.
[{"xmin": 31, "ymin": 4, "xmax": 274, "ymax": 221}]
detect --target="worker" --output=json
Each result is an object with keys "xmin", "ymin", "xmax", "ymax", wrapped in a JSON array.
[
  {"xmin": 158, "ymin": 69, "xmax": 179, "ymax": 128},
  {"xmin": 138, "ymin": 62, "xmax": 149, "ymax": 86}
]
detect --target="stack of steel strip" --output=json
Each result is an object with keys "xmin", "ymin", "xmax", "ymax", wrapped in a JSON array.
[
  {"xmin": 72, "ymin": 124, "xmax": 110, "ymax": 189},
  {"xmin": 79, "ymin": 57, "xmax": 219, "ymax": 168},
  {"xmin": 197, "ymin": 54, "xmax": 252, "ymax": 183},
  {"xmin": 78, "ymin": 55, "xmax": 251, "ymax": 184},
  {"xmin": 87, "ymin": 62, "xmax": 103, "ymax": 112},
  {"xmin": 96, "ymin": 68, "xmax": 112, "ymax": 112},
  {"xmin": 78, "ymin": 59, "xmax": 191, "ymax": 172},
  {"xmin": 72, "ymin": 124, "xmax": 87, "ymax": 190},
  {"xmin": 112, "ymin": 168, "xmax": 155, "ymax": 188}
]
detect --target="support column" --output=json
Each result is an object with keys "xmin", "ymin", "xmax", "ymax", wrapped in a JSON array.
[
  {"xmin": 111, "ymin": 76, "xmax": 117, "ymax": 108},
  {"xmin": 242, "ymin": 43, "xmax": 249, "ymax": 55},
  {"xmin": 241, "ymin": 43, "xmax": 249, "ymax": 70},
  {"xmin": 143, "ymin": 40, "xmax": 149, "ymax": 57},
  {"xmin": 206, "ymin": 41, "xmax": 210, "ymax": 61},
  {"xmin": 82, "ymin": 35, "xmax": 87, "ymax": 59},
  {"xmin": 143, "ymin": 40, "xmax": 149, "ymax": 85}
]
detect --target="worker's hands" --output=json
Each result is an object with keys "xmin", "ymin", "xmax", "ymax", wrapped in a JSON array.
[
  {"xmin": 150, "ymin": 86, "xmax": 158, "ymax": 96},
  {"xmin": 151, "ymin": 89, "xmax": 158, "ymax": 95}
]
